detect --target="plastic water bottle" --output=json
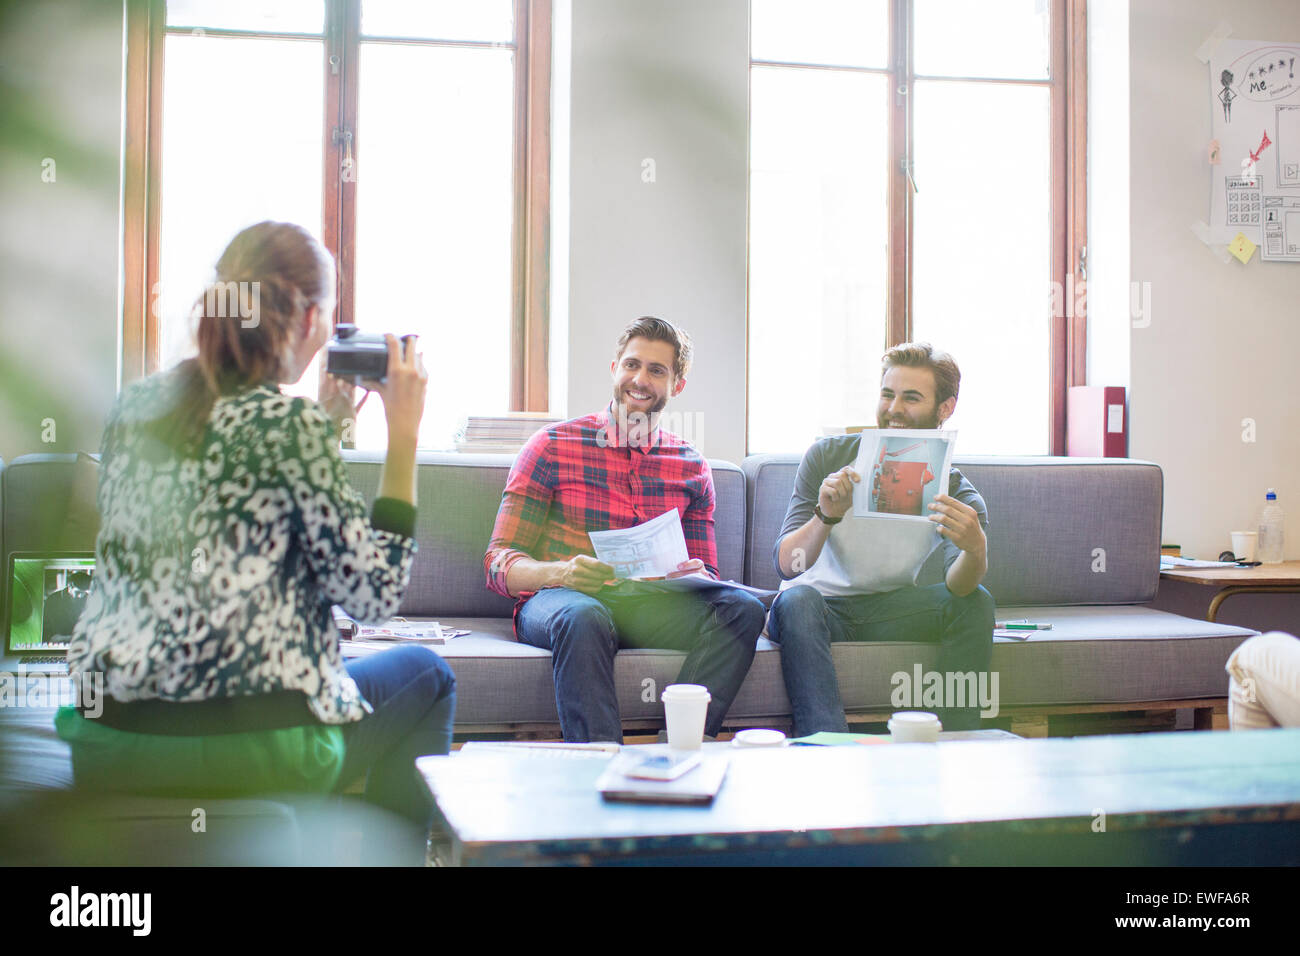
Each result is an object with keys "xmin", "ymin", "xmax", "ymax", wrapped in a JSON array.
[{"xmin": 1257, "ymin": 489, "xmax": 1285, "ymax": 564}]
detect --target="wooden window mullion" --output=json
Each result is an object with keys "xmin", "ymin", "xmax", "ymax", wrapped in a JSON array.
[
  {"xmin": 510, "ymin": 0, "xmax": 552, "ymax": 411},
  {"xmin": 1048, "ymin": 0, "xmax": 1070, "ymax": 454},
  {"xmin": 124, "ymin": 0, "xmax": 166, "ymax": 385},
  {"xmin": 1066, "ymin": 0, "xmax": 1088, "ymax": 391},
  {"xmin": 885, "ymin": 0, "xmax": 910, "ymax": 348},
  {"xmin": 322, "ymin": 0, "xmax": 344, "ymax": 313},
  {"xmin": 524, "ymin": 0, "xmax": 552, "ymax": 412},
  {"xmin": 337, "ymin": 0, "xmax": 361, "ymax": 330},
  {"xmin": 509, "ymin": 0, "xmax": 528, "ymax": 411}
]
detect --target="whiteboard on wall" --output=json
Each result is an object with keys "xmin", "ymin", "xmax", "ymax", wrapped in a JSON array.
[{"xmin": 1208, "ymin": 38, "xmax": 1300, "ymax": 261}]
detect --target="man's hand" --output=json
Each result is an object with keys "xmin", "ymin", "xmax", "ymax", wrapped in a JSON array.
[
  {"xmin": 558, "ymin": 554, "xmax": 617, "ymax": 594},
  {"xmin": 929, "ymin": 494, "xmax": 985, "ymax": 555},
  {"xmin": 665, "ymin": 558, "xmax": 710, "ymax": 580},
  {"xmin": 817, "ymin": 466, "xmax": 861, "ymax": 520}
]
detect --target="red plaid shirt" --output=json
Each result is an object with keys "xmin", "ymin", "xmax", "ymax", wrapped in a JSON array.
[{"xmin": 484, "ymin": 405, "xmax": 719, "ymax": 608}]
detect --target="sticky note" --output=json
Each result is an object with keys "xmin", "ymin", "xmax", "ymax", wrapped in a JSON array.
[
  {"xmin": 1229, "ymin": 232, "xmax": 1257, "ymax": 264},
  {"xmin": 1209, "ymin": 139, "xmax": 1220, "ymax": 164}
]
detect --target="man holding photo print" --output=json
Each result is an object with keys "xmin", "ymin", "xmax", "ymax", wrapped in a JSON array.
[{"xmin": 769, "ymin": 343, "xmax": 993, "ymax": 734}]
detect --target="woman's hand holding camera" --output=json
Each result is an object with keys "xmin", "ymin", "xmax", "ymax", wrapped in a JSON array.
[{"xmin": 362, "ymin": 334, "xmax": 428, "ymax": 445}]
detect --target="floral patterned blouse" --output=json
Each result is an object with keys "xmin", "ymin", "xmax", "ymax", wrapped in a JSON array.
[{"xmin": 69, "ymin": 373, "xmax": 417, "ymax": 724}]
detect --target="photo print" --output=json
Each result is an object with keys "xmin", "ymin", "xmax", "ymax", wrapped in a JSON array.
[{"xmin": 852, "ymin": 429, "xmax": 957, "ymax": 521}]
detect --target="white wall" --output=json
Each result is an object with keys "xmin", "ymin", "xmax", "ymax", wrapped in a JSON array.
[
  {"xmin": 1129, "ymin": 0, "xmax": 1300, "ymax": 559},
  {"xmin": 566, "ymin": 0, "xmax": 750, "ymax": 463},
  {"xmin": 0, "ymin": 0, "xmax": 123, "ymax": 463}
]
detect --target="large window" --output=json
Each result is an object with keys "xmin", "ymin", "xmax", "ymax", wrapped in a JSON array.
[
  {"xmin": 749, "ymin": 0, "xmax": 1085, "ymax": 455},
  {"xmin": 125, "ymin": 0, "xmax": 550, "ymax": 450}
]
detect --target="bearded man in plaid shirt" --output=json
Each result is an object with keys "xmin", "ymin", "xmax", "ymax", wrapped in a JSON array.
[{"xmin": 484, "ymin": 317, "xmax": 765, "ymax": 743}]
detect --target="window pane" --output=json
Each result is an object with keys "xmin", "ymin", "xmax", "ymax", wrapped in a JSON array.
[
  {"xmin": 157, "ymin": 35, "xmax": 324, "ymax": 386},
  {"xmin": 751, "ymin": 0, "xmax": 889, "ymax": 68},
  {"xmin": 911, "ymin": 80, "xmax": 1050, "ymax": 455},
  {"xmin": 749, "ymin": 66, "xmax": 890, "ymax": 454},
  {"xmin": 914, "ymin": 0, "xmax": 1050, "ymax": 79},
  {"xmin": 362, "ymin": 0, "xmax": 514, "ymax": 44},
  {"xmin": 166, "ymin": 0, "xmax": 324, "ymax": 34},
  {"xmin": 352, "ymin": 43, "xmax": 515, "ymax": 451}
]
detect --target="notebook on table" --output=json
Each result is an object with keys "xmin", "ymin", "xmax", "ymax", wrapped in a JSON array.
[{"xmin": 4, "ymin": 551, "xmax": 96, "ymax": 674}]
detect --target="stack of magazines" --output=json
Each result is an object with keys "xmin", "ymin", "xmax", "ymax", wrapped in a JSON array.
[{"xmin": 453, "ymin": 413, "xmax": 561, "ymax": 454}]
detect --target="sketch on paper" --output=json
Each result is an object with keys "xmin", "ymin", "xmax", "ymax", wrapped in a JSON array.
[
  {"xmin": 588, "ymin": 508, "xmax": 690, "ymax": 579},
  {"xmin": 1208, "ymin": 40, "xmax": 1300, "ymax": 245}
]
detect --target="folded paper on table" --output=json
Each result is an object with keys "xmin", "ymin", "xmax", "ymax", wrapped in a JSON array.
[
  {"xmin": 588, "ymin": 508, "xmax": 689, "ymax": 579},
  {"xmin": 1160, "ymin": 557, "xmax": 1237, "ymax": 569},
  {"xmin": 789, "ymin": 732, "xmax": 890, "ymax": 747}
]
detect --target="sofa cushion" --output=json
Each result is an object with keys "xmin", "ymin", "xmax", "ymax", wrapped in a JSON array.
[
  {"xmin": 0, "ymin": 453, "xmax": 100, "ymax": 557},
  {"xmin": 392, "ymin": 605, "xmax": 1254, "ymax": 728},
  {"xmin": 342, "ymin": 451, "xmax": 748, "ymax": 617},
  {"xmin": 743, "ymin": 454, "xmax": 1163, "ymax": 606}
]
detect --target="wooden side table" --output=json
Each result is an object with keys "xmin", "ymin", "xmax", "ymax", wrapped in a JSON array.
[{"xmin": 1159, "ymin": 560, "xmax": 1300, "ymax": 622}]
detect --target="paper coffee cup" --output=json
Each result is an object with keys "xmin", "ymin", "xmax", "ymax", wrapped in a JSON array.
[
  {"xmin": 661, "ymin": 683, "xmax": 710, "ymax": 751},
  {"xmin": 888, "ymin": 711, "xmax": 942, "ymax": 743},
  {"xmin": 1230, "ymin": 531, "xmax": 1258, "ymax": 563}
]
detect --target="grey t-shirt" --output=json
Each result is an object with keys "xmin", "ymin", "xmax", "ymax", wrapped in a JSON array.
[{"xmin": 773, "ymin": 433, "xmax": 989, "ymax": 593}]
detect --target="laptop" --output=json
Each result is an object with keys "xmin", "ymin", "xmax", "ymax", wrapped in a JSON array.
[{"xmin": 4, "ymin": 552, "xmax": 96, "ymax": 674}]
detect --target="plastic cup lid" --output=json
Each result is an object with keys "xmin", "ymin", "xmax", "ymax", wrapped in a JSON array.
[
  {"xmin": 889, "ymin": 711, "xmax": 939, "ymax": 725},
  {"xmin": 732, "ymin": 728, "xmax": 787, "ymax": 747},
  {"xmin": 662, "ymin": 683, "xmax": 710, "ymax": 699}
]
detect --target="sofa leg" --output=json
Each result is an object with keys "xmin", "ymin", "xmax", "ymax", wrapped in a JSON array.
[
  {"xmin": 1010, "ymin": 715, "xmax": 1050, "ymax": 738},
  {"xmin": 1193, "ymin": 701, "xmax": 1229, "ymax": 731}
]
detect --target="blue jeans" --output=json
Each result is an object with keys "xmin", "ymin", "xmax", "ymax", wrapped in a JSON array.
[
  {"xmin": 768, "ymin": 583, "xmax": 994, "ymax": 736},
  {"xmin": 339, "ymin": 645, "xmax": 457, "ymax": 826},
  {"xmin": 516, "ymin": 583, "xmax": 766, "ymax": 743}
]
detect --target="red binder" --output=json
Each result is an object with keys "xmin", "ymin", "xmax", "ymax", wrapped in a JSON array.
[{"xmin": 1067, "ymin": 386, "xmax": 1128, "ymax": 458}]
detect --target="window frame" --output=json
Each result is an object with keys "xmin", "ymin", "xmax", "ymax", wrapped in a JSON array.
[
  {"xmin": 747, "ymin": 0, "xmax": 1088, "ymax": 455},
  {"xmin": 121, "ymin": 0, "xmax": 552, "ymax": 414}
]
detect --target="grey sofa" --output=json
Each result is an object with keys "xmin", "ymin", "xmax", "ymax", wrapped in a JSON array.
[
  {"xmin": 0, "ymin": 451, "xmax": 1257, "ymax": 742},
  {"xmin": 348, "ymin": 452, "xmax": 1256, "ymax": 735}
]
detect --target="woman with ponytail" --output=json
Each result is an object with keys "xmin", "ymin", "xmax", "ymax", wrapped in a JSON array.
[{"xmin": 59, "ymin": 222, "xmax": 456, "ymax": 855}]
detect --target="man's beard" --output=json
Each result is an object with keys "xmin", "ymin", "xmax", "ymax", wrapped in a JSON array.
[
  {"xmin": 878, "ymin": 408, "xmax": 942, "ymax": 430},
  {"xmin": 613, "ymin": 384, "xmax": 668, "ymax": 418},
  {"xmin": 612, "ymin": 385, "xmax": 666, "ymax": 447}
]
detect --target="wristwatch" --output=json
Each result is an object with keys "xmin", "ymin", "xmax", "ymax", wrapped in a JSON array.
[{"xmin": 814, "ymin": 505, "xmax": 843, "ymax": 526}]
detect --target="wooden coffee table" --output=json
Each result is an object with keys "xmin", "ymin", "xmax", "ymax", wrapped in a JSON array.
[
  {"xmin": 417, "ymin": 729, "xmax": 1300, "ymax": 866},
  {"xmin": 1159, "ymin": 560, "xmax": 1300, "ymax": 622}
]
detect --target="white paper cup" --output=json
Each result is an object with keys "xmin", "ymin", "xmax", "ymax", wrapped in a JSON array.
[
  {"xmin": 661, "ymin": 684, "xmax": 711, "ymax": 750},
  {"xmin": 1230, "ymin": 531, "xmax": 1258, "ymax": 563},
  {"xmin": 888, "ymin": 711, "xmax": 942, "ymax": 743}
]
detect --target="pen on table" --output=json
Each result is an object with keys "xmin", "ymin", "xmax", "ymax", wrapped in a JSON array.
[{"xmin": 995, "ymin": 621, "xmax": 1053, "ymax": 630}]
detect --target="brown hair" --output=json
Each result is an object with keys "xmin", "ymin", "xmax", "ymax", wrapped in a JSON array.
[
  {"xmin": 881, "ymin": 342, "xmax": 961, "ymax": 406},
  {"xmin": 614, "ymin": 316, "xmax": 693, "ymax": 381},
  {"xmin": 149, "ymin": 222, "xmax": 335, "ymax": 454}
]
